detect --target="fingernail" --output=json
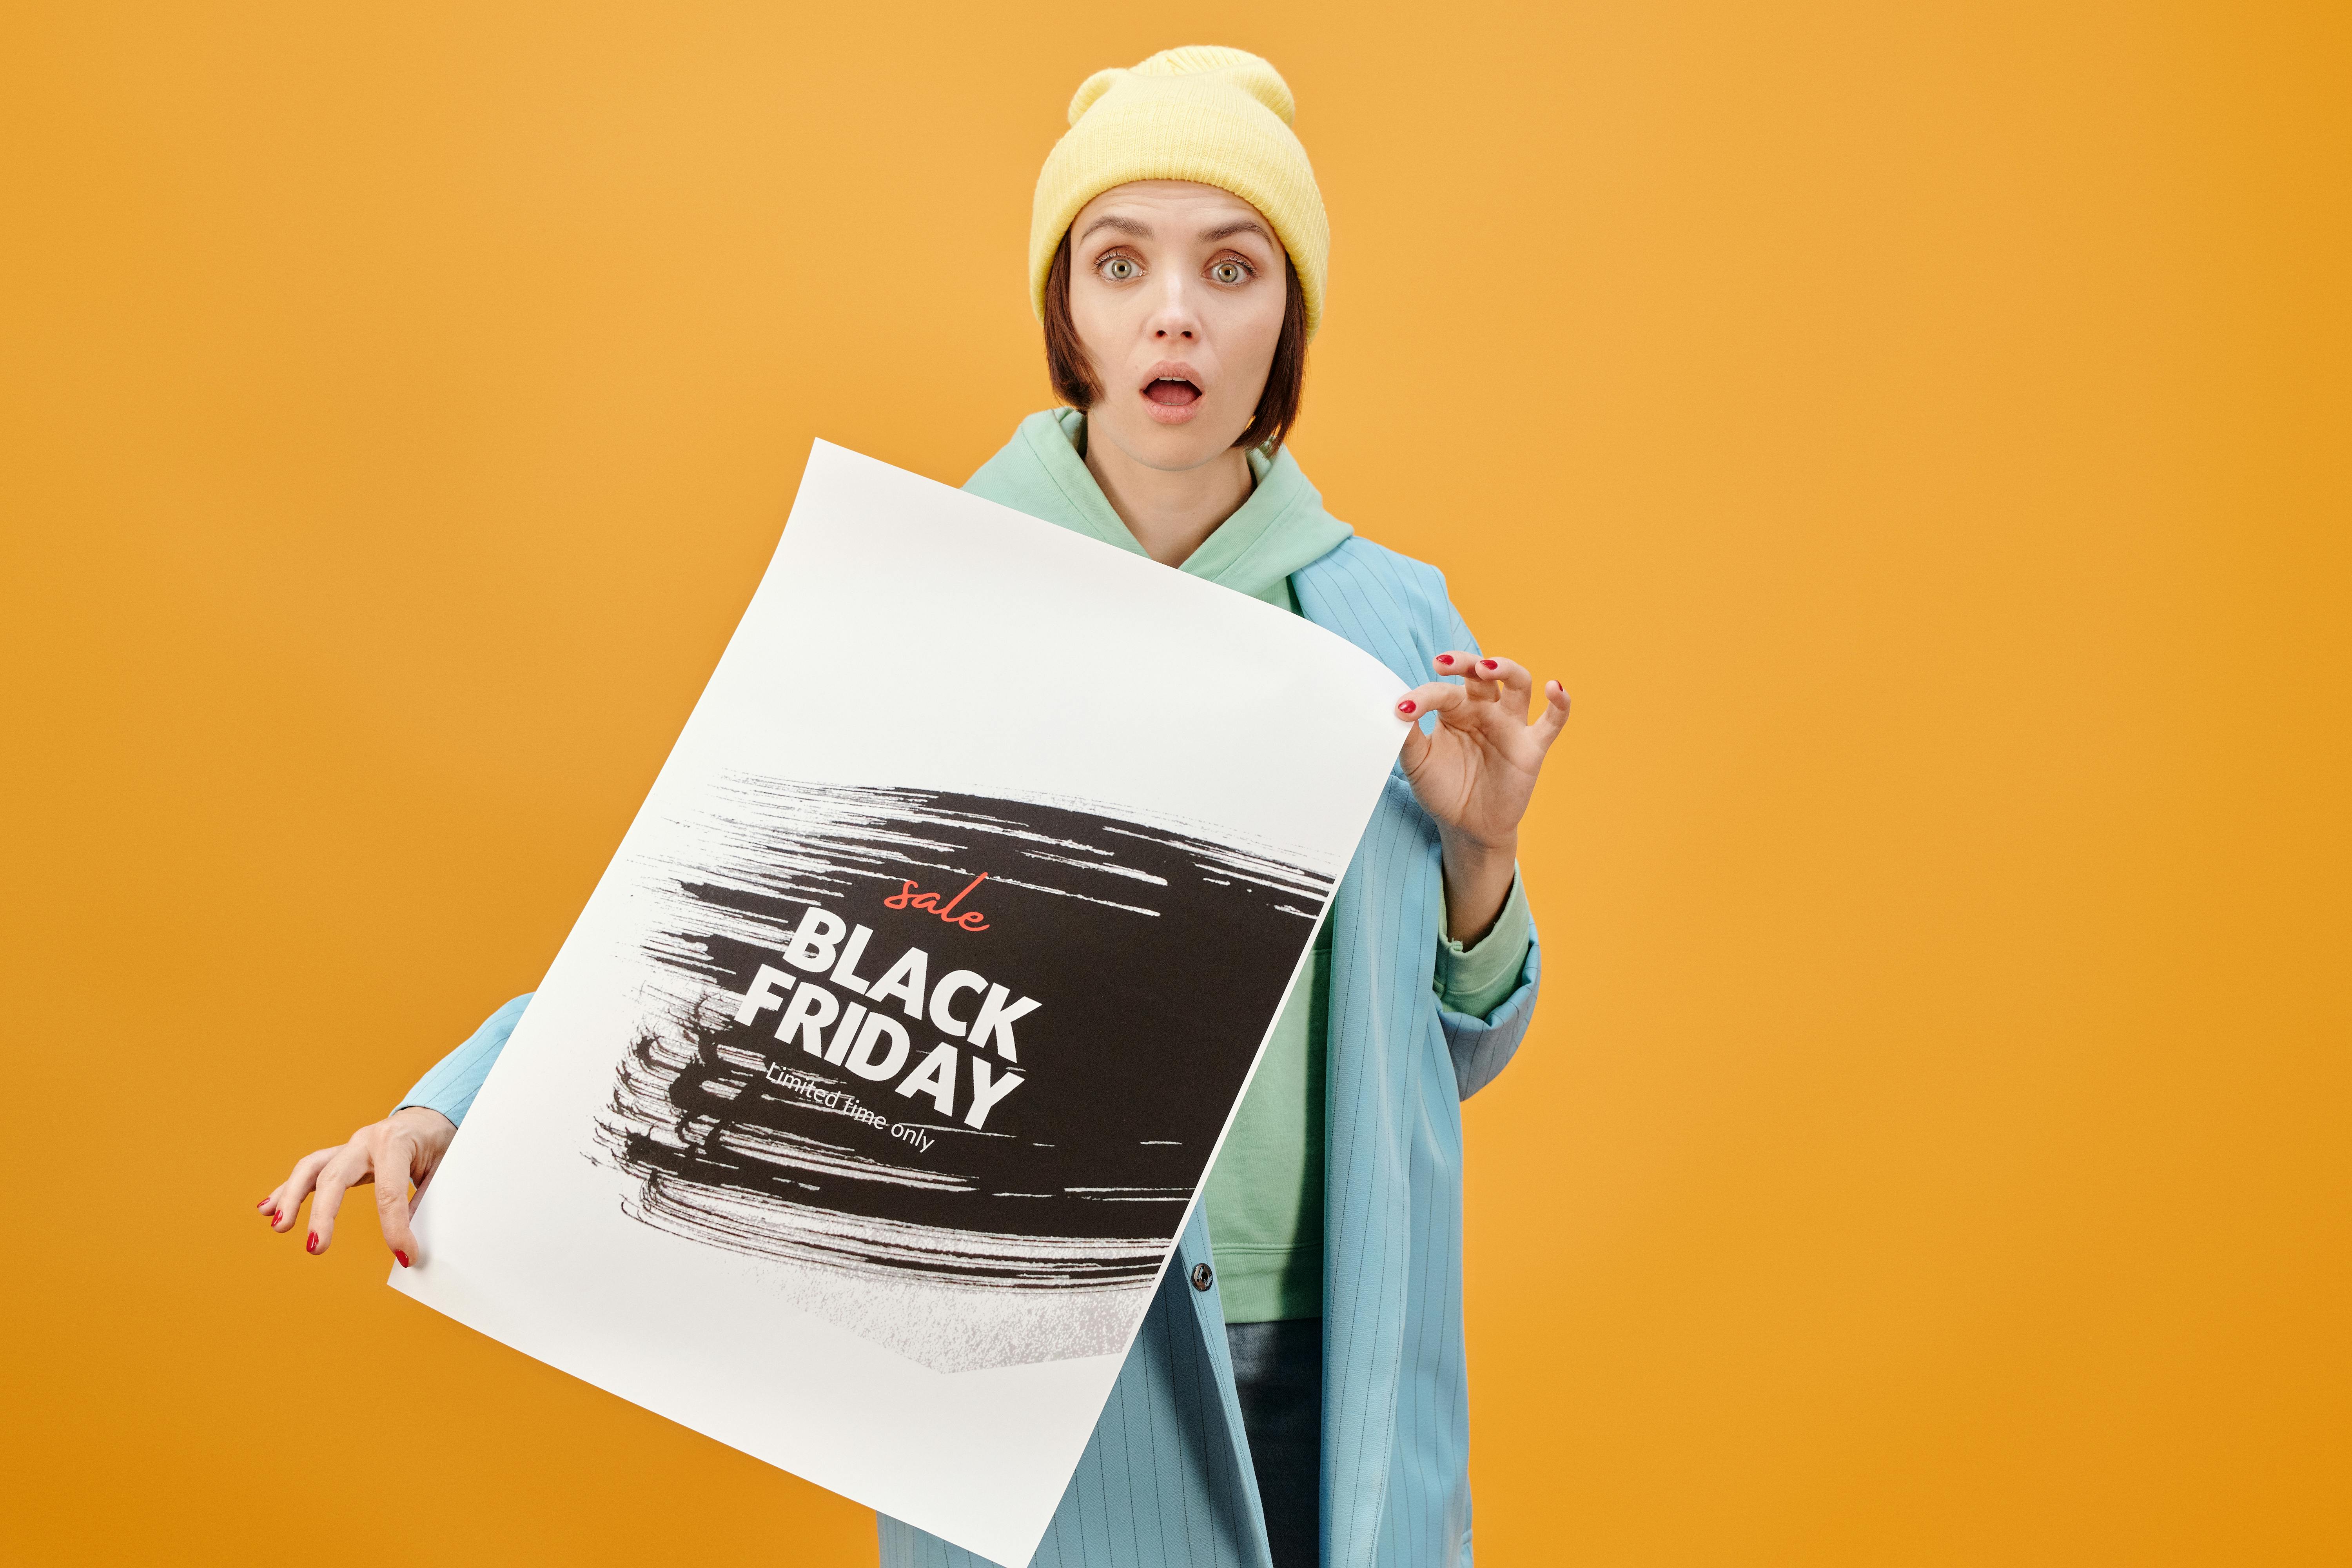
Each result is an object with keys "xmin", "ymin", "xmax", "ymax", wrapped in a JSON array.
[
  {"xmin": 1397, "ymin": 699, "xmax": 1417, "ymax": 714},
  {"xmin": 1437, "ymin": 655, "xmax": 1453, "ymax": 666},
  {"xmin": 394, "ymin": 1250, "xmax": 410, "ymax": 1269},
  {"xmin": 305, "ymin": 1234, "xmax": 319, "ymax": 1254},
  {"xmin": 1481, "ymin": 659, "xmax": 1498, "ymax": 670}
]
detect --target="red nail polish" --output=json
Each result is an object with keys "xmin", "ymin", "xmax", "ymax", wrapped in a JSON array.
[
  {"xmin": 394, "ymin": 1250, "xmax": 410, "ymax": 1268},
  {"xmin": 1481, "ymin": 659, "xmax": 1498, "ymax": 670},
  {"xmin": 1398, "ymin": 699, "xmax": 1416, "ymax": 713},
  {"xmin": 305, "ymin": 1234, "xmax": 319, "ymax": 1254},
  {"xmin": 1437, "ymin": 655, "xmax": 1453, "ymax": 665}
]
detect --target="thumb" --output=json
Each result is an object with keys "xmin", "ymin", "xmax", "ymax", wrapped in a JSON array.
[
  {"xmin": 1394, "ymin": 682, "xmax": 1466, "ymax": 774},
  {"xmin": 1395, "ymin": 690, "xmax": 1430, "ymax": 773}
]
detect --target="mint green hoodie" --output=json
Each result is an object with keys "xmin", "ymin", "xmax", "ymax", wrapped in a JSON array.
[
  {"xmin": 965, "ymin": 410, "xmax": 1531, "ymax": 1321},
  {"xmin": 964, "ymin": 408, "xmax": 1348, "ymax": 606}
]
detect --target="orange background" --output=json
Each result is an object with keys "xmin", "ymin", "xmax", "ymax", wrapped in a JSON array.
[{"xmin": 3, "ymin": 3, "xmax": 2345, "ymax": 1563}]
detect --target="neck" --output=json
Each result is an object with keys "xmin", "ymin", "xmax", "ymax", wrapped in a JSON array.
[{"xmin": 1082, "ymin": 419, "xmax": 1254, "ymax": 566}]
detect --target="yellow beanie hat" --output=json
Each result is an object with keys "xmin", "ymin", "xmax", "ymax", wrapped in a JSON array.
[{"xmin": 1029, "ymin": 46, "xmax": 1330, "ymax": 340}]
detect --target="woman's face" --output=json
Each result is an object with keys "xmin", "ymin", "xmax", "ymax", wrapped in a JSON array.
[{"xmin": 1066, "ymin": 180, "xmax": 1289, "ymax": 473}]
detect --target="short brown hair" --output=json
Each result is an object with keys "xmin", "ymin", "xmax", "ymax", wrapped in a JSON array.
[{"xmin": 1042, "ymin": 232, "xmax": 1308, "ymax": 455}]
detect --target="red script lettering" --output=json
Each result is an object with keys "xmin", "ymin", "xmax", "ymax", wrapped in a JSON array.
[{"xmin": 885, "ymin": 873, "xmax": 990, "ymax": 932}]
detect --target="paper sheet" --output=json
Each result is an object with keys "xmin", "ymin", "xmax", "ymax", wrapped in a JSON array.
[{"xmin": 393, "ymin": 440, "xmax": 1407, "ymax": 1564}]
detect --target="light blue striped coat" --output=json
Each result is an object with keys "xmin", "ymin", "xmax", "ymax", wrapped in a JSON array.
[{"xmin": 404, "ymin": 536, "xmax": 1541, "ymax": 1568}]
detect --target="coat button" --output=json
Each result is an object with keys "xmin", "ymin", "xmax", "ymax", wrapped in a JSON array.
[{"xmin": 1190, "ymin": 1263, "xmax": 1215, "ymax": 1292}]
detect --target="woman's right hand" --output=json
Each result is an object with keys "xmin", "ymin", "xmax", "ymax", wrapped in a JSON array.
[{"xmin": 259, "ymin": 1106, "xmax": 456, "ymax": 1267}]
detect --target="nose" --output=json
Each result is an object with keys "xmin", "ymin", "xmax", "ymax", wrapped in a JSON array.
[{"xmin": 1147, "ymin": 273, "xmax": 1200, "ymax": 343}]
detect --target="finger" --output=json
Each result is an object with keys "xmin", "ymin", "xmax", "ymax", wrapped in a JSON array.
[
  {"xmin": 306, "ymin": 1146, "xmax": 371, "ymax": 1255},
  {"xmin": 1430, "ymin": 652, "xmax": 1506, "ymax": 713},
  {"xmin": 265, "ymin": 1148, "xmax": 338, "ymax": 1233},
  {"xmin": 1531, "ymin": 680, "xmax": 1572, "ymax": 750},
  {"xmin": 372, "ymin": 1130, "xmax": 421, "ymax": 1268},
  {"xmin": 1468, "ymin": 655, "xmax": 1534, "ymax": 716}
]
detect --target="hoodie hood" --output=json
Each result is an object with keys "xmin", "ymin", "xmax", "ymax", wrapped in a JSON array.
[{"xmin": 961, "ymin": 408, "xmax": 1352, "ymax": 608}]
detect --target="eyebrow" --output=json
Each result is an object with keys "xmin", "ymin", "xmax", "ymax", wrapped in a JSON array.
[
  {"xmin": 1199, "ymin": 219, "xmax": 1274, "ymax": 245},
  {"xmin": 1076, "ymin": 215, "xmax": 1152, "ymax": 244}
]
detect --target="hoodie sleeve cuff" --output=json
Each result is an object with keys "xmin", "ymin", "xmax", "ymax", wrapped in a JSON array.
[{"xmin": 1434, "ymin": 869, "xmax": 1532, "ymax": 1017}]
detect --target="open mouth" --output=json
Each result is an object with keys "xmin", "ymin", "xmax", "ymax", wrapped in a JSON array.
[{"xmin": 1143, "ymin": 377, "xmax": 1202, "ymax": 407}]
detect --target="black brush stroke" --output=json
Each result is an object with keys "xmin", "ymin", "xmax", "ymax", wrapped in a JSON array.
[{"xmin": 591, "ymin": 778, "xmax": 1331, "ymax": 1291}]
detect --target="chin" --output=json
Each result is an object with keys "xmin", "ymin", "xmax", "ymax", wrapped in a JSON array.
[{"xmin": 1098, "ymin": 403, "xmax": 1250, "ymax": 472}]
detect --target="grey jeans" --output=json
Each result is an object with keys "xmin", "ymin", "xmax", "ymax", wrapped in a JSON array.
[{"xmin": 1225, "ymin": 1318, "xmax": 1323, "ymax": 1568}]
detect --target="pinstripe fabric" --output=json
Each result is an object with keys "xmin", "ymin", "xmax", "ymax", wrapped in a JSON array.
[
  {"xmin": 396, "ymin": 993, "xmax": 530, "ymax": 1124},
  {"xmin": 394, "ymin": 537, "xmax": 1542, "ymax": 1568}
]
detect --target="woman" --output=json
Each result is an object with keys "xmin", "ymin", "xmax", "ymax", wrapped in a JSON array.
[{"xmin": 262, "ymin": 46, "xmax": 1567, "ymax": 1568}]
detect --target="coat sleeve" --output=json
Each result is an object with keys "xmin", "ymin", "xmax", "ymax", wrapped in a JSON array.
[
  {"xmin": 1439, "ymin": 932, "xmax": 1541, "ymax": 1099},
  {"xmin": 396, "ymin": 993, "xmax": 533, "ymax": 1126}
]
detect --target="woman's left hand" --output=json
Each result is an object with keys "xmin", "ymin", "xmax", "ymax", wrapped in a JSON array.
[{"xmin": 1396, "ymin": 652, "xmax": 1570, "ymax": 941}]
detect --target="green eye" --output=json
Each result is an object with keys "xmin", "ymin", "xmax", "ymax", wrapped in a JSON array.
[
  {"xmin": 1211, "ymin": 261, "xmax": 1247, "ymax": 285},
  {"xmin": 1101, "ymin": 256, "xmax": 1139, "ymax": 281}
]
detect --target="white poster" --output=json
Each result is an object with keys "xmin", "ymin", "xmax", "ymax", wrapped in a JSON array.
[{"xmin": 394, "ymin": 441, "xmax": 1408, "ymax": 1565}]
